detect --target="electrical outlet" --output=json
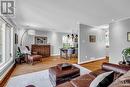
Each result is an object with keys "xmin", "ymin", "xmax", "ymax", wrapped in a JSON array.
[{"xmin": 85, "ymin": 56, "xmax": 87, "ymax": 59}]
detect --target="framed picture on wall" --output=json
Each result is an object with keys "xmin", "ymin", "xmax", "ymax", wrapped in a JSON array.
[
  {"xmin": 127, "ymin": 32, "xmax": 130, "ymax": 42},
  {"xmin": 35, "ymin": 36, "xmax": 47, "ymax": 44},
  {"xmin": 89, "ymin": 35, "xmax": 96, "ymax": 43}
]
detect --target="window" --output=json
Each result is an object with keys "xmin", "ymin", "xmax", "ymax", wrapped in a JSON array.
[
  {"xmin": 0, "ymin": 19, "xmax": 5, "ymax": 64},
  {"xmin": 5, "ymin": 24, "xmax": 12, "ymax": 62},
  {"xmin": 0, "ymin": 18, "xmax": 13, "ymax": 65},
  {"xmin": 62, "ymin": 35, "xmax": 78, "ymax": 48},
  {"xmin": 0, "ymin": 21, "xmax": 3, "ymax": 63}
]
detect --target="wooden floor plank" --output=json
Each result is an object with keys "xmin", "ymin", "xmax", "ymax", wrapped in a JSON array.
[{"xmin": 11, "ymin": 56, "xmax": 108, "ymax": 77}]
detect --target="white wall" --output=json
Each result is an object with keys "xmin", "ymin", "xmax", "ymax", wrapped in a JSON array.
[
  {"xmin": 109, "ymin": 18, "xmax": 130, "ymax": 64},
  {"xmin": 79, "ymin": 24, "xmax": 106, "ymax": 63},
  {"xmin": 18, "ymin": 29, "xmax": 47, "ymax": 48},
  {"xmin": 48, "ymin": 32, "xmax": 66, "ymax": 55},
  {"xmin": 18, "ymin": 29, "xmax": 69, "ymax": 56}
]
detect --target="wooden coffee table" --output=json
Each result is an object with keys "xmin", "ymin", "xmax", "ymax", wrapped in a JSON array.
[{"xmin": 49, "ymin": 64, "xmax": 80, "ymax": 86}]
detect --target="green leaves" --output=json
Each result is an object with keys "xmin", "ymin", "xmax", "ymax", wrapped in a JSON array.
[
  {"xmin": 16, "ymin": 50, "xmax": 23, "ymax": 57},
  {"xmin": 122, "ymin": 48, "xmax": 130, "ymax": 58}
]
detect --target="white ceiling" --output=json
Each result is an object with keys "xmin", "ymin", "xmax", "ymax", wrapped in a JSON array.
[{"xmin": 12, "ymin": 0, "xmax": 130, "ymax": 33}]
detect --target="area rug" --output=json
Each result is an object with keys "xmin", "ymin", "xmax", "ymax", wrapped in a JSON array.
[{"xmin": 6, "ymin": 64, "xmax": 91, "ymax": 87}]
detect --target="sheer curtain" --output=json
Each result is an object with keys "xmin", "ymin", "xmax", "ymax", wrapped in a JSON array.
[
  {"xmin": 5, "ymin": 24, "xmax": 12, "ymax": 62},
  {"xmin": 0, "ymin": 18, "xmax": 13, "ymax": 65},
  {"xmin": 0, "ymin": 21, "xmax": 3, "ymax": 63}
]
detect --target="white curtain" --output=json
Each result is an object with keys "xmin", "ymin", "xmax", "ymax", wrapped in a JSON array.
[
  {"xmin": 0, "ymin": 21, "xmax": 2, "ymax": 63},
  {"xmin": 0, "ymin": 18, "xmax": 13, "ymax": 65},
  {"xmin": 5, "ymin": 24, "xmax": 12, "ymax": 62}
]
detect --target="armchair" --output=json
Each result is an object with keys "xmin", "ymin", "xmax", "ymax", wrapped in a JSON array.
[
  {"xmin": 25, "ymin": 46, "xmax": 42, "ymax": 65},
  {"xmin": 25, "ymin": 46, "xmax": 37, "ymax": 55}
]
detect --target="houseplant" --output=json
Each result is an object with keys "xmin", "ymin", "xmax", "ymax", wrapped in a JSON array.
[{"xmin": 122, "ymin": 47, "xmax": 130, "ymax": 64}]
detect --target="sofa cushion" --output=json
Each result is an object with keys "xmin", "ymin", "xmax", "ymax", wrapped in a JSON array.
[
  {"xmin": 90, "ymin": 71, "xmax": 113, "ymax": 87},
  {"xmin": 71, "ymin": 74, "xmax": 95, "ymax": 87},
  {"xmin": 56, "ymin": 82, "xmax": 74, "ymax": 87}
]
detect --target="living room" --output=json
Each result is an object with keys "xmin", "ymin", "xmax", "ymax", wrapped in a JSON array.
[{"xmin": 0, "ymin": 0, "xmax": 130, "ymax": 87}]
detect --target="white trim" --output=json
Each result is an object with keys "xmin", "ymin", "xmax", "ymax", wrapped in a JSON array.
[
  {"xmin": 51, "ymin": 54, "xmax": 60, "ymax": 56},
  {"xmin": 0, "ymin": 59, "xmax": 14, "ymax": 80},
  {"xmin": 111, "ymin": 17, "xmax": 130, "ymax": 23},
  {"xmin": 0, "ymin": 59, "xmax": 13, "ymax": 70},
  {"xmin": 77, "ymin": 22, "xmax": 80, "ymax": 64},
  {"xmin": 2, "ymin": 23, "xmax": 6, "ymax": 63},
  {"xmin": 11, "ymin": 27, "xmax": 14, "ymax": 59},
  {"xmin": 78, "ymin": 57, "xmax": 106, "ymax": 64}
]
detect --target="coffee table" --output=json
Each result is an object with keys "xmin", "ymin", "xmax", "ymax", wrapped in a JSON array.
[{"xmin": 49, "ymin": 64, "xmax": 80, "ymax": 86}]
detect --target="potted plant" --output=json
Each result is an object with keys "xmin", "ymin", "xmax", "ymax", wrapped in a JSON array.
[
  {"xmin": 122, "ymin": 47, "xmax": 130, "ymax": 64},
  {"xmin": 16, "ymin": 50, "xmax": 21, "ymax": 58},
  {"xmin": 16, "ymin": 48, "xmax": 24, "ymax": 58}
]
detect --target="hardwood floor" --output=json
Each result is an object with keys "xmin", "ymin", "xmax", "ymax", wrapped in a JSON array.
[
  {"xmin": 81, "ymin": 58, "xmax": 108, "ymax": 71},
  {"xmin": 11, "ymin": 56, "xmax": 108, "ymax": 77},
  {"xmin": 11, "ymin": 56, "xmax": 77, "ymax": 76}
]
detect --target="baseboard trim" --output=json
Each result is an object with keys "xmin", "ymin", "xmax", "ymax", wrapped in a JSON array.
[
  {"xmin": 0, "ymin": 63, "xmax": 16, "ymax": 87},
  {"xmin": 78, "ymin": 57, "xmax": 106, "ymax": 64},
  {"xmin": 51, "ymin": 54, "xmax": 60, "ymax": 56}
]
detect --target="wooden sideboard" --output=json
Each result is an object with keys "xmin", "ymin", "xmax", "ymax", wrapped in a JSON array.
[{"xmin": 31, "ymin": 45, "xmax": 50, "ymax": 58}]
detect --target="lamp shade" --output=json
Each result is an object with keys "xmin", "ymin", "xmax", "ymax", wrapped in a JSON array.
[{"xmin": 28, "ymin": 30, "xmax": 35, "ymax": 35}]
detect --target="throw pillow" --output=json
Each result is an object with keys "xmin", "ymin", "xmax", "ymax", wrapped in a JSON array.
[
  {"xmin": 90, "ymin": 71, "xmax": 113, "ymax": 87},
  {"xmin": 97, "ymin": 71, "xmax": 114, "ymax": 87}
]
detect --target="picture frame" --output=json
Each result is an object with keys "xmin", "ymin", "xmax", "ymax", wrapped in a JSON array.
[
  {"xmin": 89, "ymin": 35, "xmax": 96, "ymax": 43},
  {"xmin": 127, "ymin": 32, "xmax": 130, "ymax": 42},
  {"xmin": 35, "ymin": 36, "xmax": 47, "ymax": 44}
]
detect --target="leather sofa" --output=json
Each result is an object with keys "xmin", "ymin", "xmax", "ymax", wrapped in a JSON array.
[{"xmin": 57, "ymin": 63, "xmax": 130, "ymax": 87}]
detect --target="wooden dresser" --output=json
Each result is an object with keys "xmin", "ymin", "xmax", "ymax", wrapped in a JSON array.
[{"xmin": 31, "ymin": 45, "xmax": 50, "ymax": 58}]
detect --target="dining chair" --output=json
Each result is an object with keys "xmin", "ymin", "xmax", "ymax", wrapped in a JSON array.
[
  {"xmin": 74, "ymin": 48, "xmax": 78, "ymax": 58},
  {"xmin": 67, "ymin": 48, "xmax": 74, "ymax": 59}
]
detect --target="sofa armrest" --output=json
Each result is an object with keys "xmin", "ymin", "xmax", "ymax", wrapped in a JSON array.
[{"xmin": 102, "ymin": 62, "xmax": 130, "ymax": 74}]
